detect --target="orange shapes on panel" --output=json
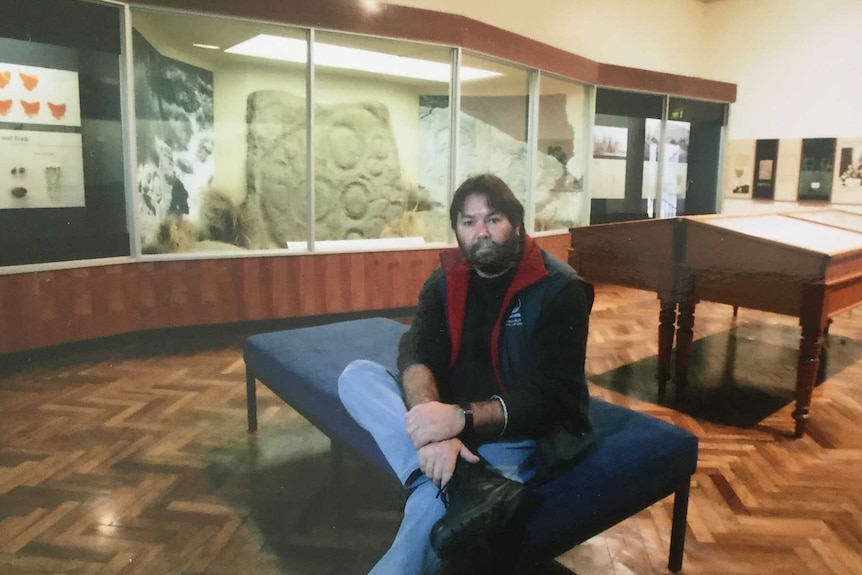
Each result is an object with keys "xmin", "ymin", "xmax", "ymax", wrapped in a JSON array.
[
  {"xmin": 0, "ymin": 71, "xmax": 10, "ymax": 89},
  {"xmin": 48, "ymin": 102, "xmax": 66, "ymax": 120},
  {"xmin": 20, "ymin": 100, "xmax": 40, "ymax": 117},
  {"xmin": 0, "ymin": 99, "xmax": 11, "ymax": 116},
  {"xmin": 19, "ymin": 72, "xmax": 39, "ymax": 91}
]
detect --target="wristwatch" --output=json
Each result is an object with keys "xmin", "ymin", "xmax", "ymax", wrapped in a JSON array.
[{"xmin": 459, "ymin": 402, "xmax": 474, "ymax": 435}]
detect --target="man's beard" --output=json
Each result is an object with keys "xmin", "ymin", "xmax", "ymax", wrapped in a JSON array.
[{"xmin": 459, "ymin": 232, "xmax": 522, "ymax": 276}]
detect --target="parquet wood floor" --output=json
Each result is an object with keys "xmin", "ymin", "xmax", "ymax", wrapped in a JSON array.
[{"xmin": 1, "ymin": 284, "xmax": 860, "ymax": 574}]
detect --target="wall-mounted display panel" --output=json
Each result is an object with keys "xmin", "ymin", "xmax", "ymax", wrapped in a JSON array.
[
  {"xmin": 798, "ymin": 138, "xmax": 835, "ymax": 202},
  {"xmin": 752, "ymin": 139, "xmax": 778, "ymax": 200},
  {"xmin": 0, "ymin": 129, "xmax": 86, "ymax": 209},
  {"xmin": 0, "ymin": 0, "xmax": 128, "ymax": 267},
  {"xmin": 833, "ymin": 138, "xmax": 862, "ymax": 205},
  {"xmin": 725, "ymin": 136, "xmax": 862, "ymax": 207},
  {"xmin": 723, "ymin": 138, "xmax": 754, "ymax": 199}
]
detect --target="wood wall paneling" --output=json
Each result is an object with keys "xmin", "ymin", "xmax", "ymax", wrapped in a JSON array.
[
  {"xmin": 0, "ymin": 250, "xmax": 441, "ymax": 355},
  {"xmin": 0, "ymin": 238, "xmax": 573, "ymax": 355}
]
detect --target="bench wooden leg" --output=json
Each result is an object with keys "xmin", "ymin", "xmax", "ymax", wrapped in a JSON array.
[
  {"xmin": 246, "ymin": 366, "xmax": 258, "ymax": 432},
  {"xmin": 668, "ymin": 478, "xmax": 691, "ymax": 572}
]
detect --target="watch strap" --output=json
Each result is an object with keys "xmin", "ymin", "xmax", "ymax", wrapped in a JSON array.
[{"xmin": 459, "ymin": 402, "xmax": 474, "ymax": 436}]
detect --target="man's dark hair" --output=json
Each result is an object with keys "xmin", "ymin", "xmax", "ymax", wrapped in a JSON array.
[{"xmin": 449, "ymin": 174, "xmax": 525, "ymax": 234}]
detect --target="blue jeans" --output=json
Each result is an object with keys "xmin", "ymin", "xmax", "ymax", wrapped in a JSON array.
[{"xmin": 338, "ymin": 359, "xmax": 536, "ymax": 575}]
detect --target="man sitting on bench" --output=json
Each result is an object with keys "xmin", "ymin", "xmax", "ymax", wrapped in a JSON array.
[{"xmin": 338, "ymin": 174, "xmax": 595, "ymax": 574}]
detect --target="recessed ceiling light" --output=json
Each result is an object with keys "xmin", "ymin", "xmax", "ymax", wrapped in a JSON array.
[
  {"xmin": 224, "ymin": 34, "xmax": 501, "ymax": 83},
  {"xmin": 193, "ymin": 43, "xmax": 221, "ymax": 50}
]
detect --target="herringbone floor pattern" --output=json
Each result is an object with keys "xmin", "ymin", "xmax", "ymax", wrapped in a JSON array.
[{"xmin": 1, "ymin": 284, "xmax": 860, "ymax": 574}]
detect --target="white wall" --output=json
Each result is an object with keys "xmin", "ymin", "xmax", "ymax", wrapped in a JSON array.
[
  {"xmin": 706, "ymin": 0, "xmax": 862, "ymax": 140},
  {"xmin": 705, "ymin": 0, "xmax": 862, "ymax": 211},
  {"xmin": 387, "ymin": 0, "xmax": 710, "ymax": 77}
]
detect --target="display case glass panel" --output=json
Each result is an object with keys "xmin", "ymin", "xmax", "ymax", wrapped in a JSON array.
[
  {"xmin": 0, "ymin": 0, "xmax": 128, "ymax": 267},
  {"xmin": 534, "ymin": 74, "xmax": 590, "ymax": 231},
  {"xmin": 798, "ymin": 138, "xmax": 835, "ymax": 202},
  {"xmin": 458, "ymin": 54, "xmax": 531, "ymax": 210},
  {"xmin": 311, "ymin": 31, "xmax": 453, "ymax": 247},
  {"xmin": 592, "ymin": 88, "xmax": 663, "ymax": 224},
  {"xmin": 131, "ymin": 9, "xmax": 308, "ymax": 254},
  {"xmin": 666, "ymin": 97, "xmax": 725, "ymax": 215}
]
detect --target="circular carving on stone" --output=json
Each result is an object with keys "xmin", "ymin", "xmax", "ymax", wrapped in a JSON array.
[
  {"xmin": 366, "ymin": 158, "xmax": 384, "ymax": 177},
  {"xmin": 345, "ymin": 227, "xmax": 366, "ymax": 240},
  {"xmin": 342, "ymin": 182, "xmax": 370, "ymax": 220},
  {"xmin": 329, "ymin": 124, "xmax": 363, "ymax": 171},
  {"xmin": 368, "ymin": 133, "xmax": 390, "ymax": 160}
]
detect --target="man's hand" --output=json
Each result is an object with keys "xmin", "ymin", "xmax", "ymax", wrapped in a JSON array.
[
  {"xmin": 406, "ymin": 401, "xmax": 463, "ymax": 449},
  {"xmin": 417, "ymin": 438, "xmax": 480, "ymax": 487}
]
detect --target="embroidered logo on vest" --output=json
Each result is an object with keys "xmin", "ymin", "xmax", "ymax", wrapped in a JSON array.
[{"xmin": 506, "ymin": 299, "xmax": 523, "ymax": 327}]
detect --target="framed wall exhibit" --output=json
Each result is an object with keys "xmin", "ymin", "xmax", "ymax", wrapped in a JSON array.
[
  {"xmin": 0, "ymin": 0, "xmax": 129, "ymax": 267},
  {"xmin": 832, "ymin": 138, "xmax": 862, "ymax": 204},
  {"xmin": 722, "ymin": 139, "xmax": 755, "ymax": 198},
  {"xmin": 752, "ymin": 139, "xmax": 778, "ymax": 200},
  {"xmin": 798, "ymin": 137, "xmax": 835, "ymax": 201}
]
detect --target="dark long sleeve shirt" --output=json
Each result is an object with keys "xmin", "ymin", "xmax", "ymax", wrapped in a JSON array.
[{"xmin": 397, "ymin": 265, "xmax": 591, "ymax": 439}]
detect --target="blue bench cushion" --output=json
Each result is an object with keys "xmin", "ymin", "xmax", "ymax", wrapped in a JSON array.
[
  {"xmin": 244, "ymin": 317, "xmax": 406, "ymax": 471},
  {"xmin": 244, "ymin": 317, "xmax": 698, "ymax": 560},
  {"xmin": 527, "ymin": 400, "xmax": 697, "ymax": 559}
]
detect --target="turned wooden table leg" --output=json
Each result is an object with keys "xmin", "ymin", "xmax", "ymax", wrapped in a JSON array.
[
  {"xmin": 674, "ymin": 300, "xmax": 696, "ymax": 391},
  {"xmin": 793, "ymin": 323, "xmax": 824, "ymax": 438},
  {"xmin": 658, "ymin": 298, "xmax": 677, "ymax": 396}
]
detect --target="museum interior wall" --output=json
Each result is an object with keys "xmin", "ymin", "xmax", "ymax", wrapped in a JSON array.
[
  {"xmin": 0, "ymin": 0, "xmax": 735, "ymax": 355},
  {"xmin": 706, "ymin": 0, "xmax": 862, "ymax": 212},
  {"xmin": 387, "ymin": 0, "xmax": 711, "ymax": 78}
]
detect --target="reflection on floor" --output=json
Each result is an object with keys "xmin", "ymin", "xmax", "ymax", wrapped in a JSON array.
[
  {"xmin": 592, "ymin": 321, "xmax": 862, "ymax": 428},
  {"xmin": 1, "ymin": 284, "xmax": 861, "ymax": 574}
]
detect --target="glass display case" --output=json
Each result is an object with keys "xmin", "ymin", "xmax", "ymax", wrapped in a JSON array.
[
  {"xmin": 0, "ymin": 0, "xmax": 731, "ymax": 270},
  {"xmin": 0, "ymin": 0, "xmax": 128, "ymax": 267}
]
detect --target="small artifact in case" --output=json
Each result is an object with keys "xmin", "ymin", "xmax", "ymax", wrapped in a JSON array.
[{"xmin": 11, "ymin": 186, "xmax": 27, "ymax": 198}]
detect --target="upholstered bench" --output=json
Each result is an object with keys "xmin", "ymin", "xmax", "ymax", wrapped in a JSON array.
[{"xmin": 244, "ymin": 317, "xmax": 698, "ymax": 572}]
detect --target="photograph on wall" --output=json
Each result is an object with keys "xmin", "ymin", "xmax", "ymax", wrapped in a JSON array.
[
  {"xmin": 133, "ymin": 30, "xmax": 214, "ymax": 252},
  {"xmin": 593, "ymin": 125, "xmax": 628, "ymax": 159},
  {"xmin": 0, "ymin": 63, "xmax": 82, "ymax": 127},
  {"xmin": 0, "ymin": 57, "xmax": 86, "ymax": 210},
  {"xmin": 643, "ymin": 119, "xmax": 689, "ymax": 203},
  {"xmin": 797, "ymin": 138, "xmax": 834, "ymax": 201},
  {"xmin": 0, "ymin": 130, "xmax": 86, "ymax": 209},
  {"xmin": 758, "ymin": 159, "xmax": 774, "ymax": 181},
  {"xmin": 838, "ymin": 142, "xmax": 862, "ymax": 188}
]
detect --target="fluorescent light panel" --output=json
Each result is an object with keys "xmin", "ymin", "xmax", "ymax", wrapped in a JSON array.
[{"xmin": 224, "ymin": 34, "xmax": 501, "ymax": 82}]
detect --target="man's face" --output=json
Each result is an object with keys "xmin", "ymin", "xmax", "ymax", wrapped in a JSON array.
[{"xmin": 455, "ymin": 193, "xmax": 520, "ymax": 270}]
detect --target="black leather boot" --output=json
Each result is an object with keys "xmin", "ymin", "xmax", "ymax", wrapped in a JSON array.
[{"xmin": 430, "ymin": 459, "xmax": 530, "ymax": 560}]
